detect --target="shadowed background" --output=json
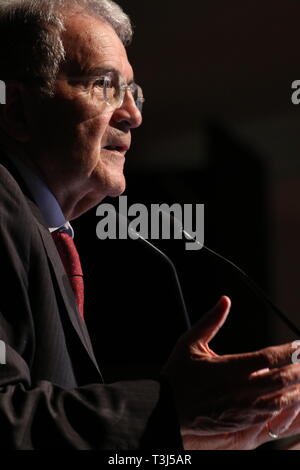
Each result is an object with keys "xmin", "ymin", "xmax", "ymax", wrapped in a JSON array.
[{"xmin": 72, "ymin": 0, "xmax": 300, "ymax": 384}]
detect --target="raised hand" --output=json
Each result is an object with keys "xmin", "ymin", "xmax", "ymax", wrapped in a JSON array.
[{"xmin": 162, "ymin": 296, "xmax": 300, "ymax": 440}]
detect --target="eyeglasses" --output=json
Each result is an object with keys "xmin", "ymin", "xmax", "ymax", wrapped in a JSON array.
[
  {"xmin": 92, "ymin": 70, "xmax": 145, "ymax": 113},
  {"xmin": 22, "ymin": 70, "xmax": 145, "ymax": 112}
]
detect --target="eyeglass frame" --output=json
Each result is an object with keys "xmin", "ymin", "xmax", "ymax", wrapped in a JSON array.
[
  {"xmin": 98, "ymin": 70, "xmax": 145, "ymax": 113},
  {"xmin": 57, "ymin": 69, "xmax": 145, "ymax": 113}
]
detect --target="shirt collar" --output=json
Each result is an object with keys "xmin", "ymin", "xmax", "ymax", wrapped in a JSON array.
[{"xmin": 7, "ymin": 154, "xmax": 74, "ymax": 238}]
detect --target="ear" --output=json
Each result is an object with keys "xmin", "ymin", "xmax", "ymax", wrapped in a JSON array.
[{"xmin": 0, "ymin": 81, "xmax": 30, "ymax": 143}]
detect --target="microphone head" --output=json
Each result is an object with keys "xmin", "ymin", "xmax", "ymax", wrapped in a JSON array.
[
  {"xmin": 117, "ymin": 212, "xmax": 147, "ymax": 242},
  {"xmin": 117, "ymin": 207, "xmax": 204, "ymax": 251},
  {"xmin": 158, "ymin": 209, "xmax": 204, "ymax": 250}
]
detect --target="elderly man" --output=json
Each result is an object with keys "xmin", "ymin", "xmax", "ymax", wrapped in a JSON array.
[{"xmin": 0, "ymin": 0, "xmax": 300, "ymax": 450}]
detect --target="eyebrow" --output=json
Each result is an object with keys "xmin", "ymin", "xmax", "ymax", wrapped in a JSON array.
[{"xmin": 85, "ymin": 67, "xmax": 135, "ymax": 83}]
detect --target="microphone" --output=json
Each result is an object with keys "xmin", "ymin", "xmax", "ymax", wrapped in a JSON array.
[
  {"xmin": 157, "ymin": 210, "xmax": 300, "ymax": 338},
  {"xmin": 117, "ymin": 213, "xmax": 191, "ymax": 330}
]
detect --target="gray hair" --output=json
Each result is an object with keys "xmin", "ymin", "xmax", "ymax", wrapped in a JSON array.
[{"xmin": 0, "ymin": 0, "xmax": 132, "ymax": 95}]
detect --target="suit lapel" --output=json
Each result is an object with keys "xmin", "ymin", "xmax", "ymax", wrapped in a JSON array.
[
  {"xmin": 0, "ymin": 156, "xmax": 103, "ymax": 380},
  {"xmin": 27, "ymin": 198, "xmax": 103, "ymax": 381}
]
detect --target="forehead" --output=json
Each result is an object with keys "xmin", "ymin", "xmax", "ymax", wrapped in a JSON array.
[{"xmin": 60, "ymin": 12, "xmax": 133, "ymax": 80}]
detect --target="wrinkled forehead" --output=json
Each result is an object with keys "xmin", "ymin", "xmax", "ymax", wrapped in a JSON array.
[{"xmin": 60, "ymin": 12, "xmax": 134, "ymax": 81}]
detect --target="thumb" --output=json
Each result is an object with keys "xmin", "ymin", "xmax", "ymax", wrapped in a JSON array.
[{"xmin": 188, "ymin": 296, "xmax": 231, "ymax": 345}]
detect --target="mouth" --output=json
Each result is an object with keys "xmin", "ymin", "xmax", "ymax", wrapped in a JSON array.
[{"xmin": 102, "ymin": 144, "xmax": 129, "ymax": 153}]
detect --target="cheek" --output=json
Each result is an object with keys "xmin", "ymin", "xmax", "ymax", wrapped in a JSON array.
[
  {"xmin": 74, "ymin": 114, "xmax": 111, "ymax": 159},
  {"xmin": 34, "ymin": 92, "xmax": 112, "ymax": 150},
  {"xmin": 78, "ymin": 117, "xmax": 106, "ymax": 142}
]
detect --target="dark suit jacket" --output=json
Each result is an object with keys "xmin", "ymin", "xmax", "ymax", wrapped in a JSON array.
[{"xmin": 0, "ymin": 161, "xmax": 182, "ymax": 449}]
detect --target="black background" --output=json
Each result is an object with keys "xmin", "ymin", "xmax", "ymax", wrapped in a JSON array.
[{"xmin": 71, "ymin": 1, "xmax": 300, "ymax": 381}]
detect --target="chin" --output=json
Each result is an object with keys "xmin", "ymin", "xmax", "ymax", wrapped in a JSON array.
[{"xmin": 107, "ymin": 174, "xmax": 126, "ymax": 198}]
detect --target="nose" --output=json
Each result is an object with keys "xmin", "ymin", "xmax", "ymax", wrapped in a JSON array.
[{"xmin": 110, "ymin": 89, "xmax": 143, "ymax": 131}]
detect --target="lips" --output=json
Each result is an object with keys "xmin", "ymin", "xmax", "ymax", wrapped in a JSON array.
[
  {"xmin": 102, "ymin": 143, "xmax": 129, "ymax": 153},
  {"xmin": 103, "ymin": 145, "xmax": 128, "ymax": 152}
]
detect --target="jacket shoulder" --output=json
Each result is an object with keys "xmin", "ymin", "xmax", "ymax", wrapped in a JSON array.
[
  {"xmin": 0, "ymin": 163, "xmax": 30, "ymax": 207},
  {"xmin": 0, "ymin": 163, "xmax": 39, "ymax": 270}
]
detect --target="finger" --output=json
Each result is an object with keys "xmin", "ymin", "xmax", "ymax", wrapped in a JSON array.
[
  {"xmin": 223, "ymin": 342, "xmax": 298, "ymax": 376},
  {"xmin": 268, "ymin": 403, "xmax": 300, "ymax": 436},
  {"xmin": 248, "ymin": 364, "xmax": 300, "ymax": 396},
  {"xmin": 251, "ymin": 412, "xmax": 277, "ymax": 425},
  {"xmin": 188, "ymin": 296, "xmax": 231, "ymax": 345},
  {"xmin": 254, "ymin": 383, "xmax": 300, "ymax": 413}
]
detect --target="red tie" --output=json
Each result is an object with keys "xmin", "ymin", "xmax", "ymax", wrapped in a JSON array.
[{"xmin": 52, "ymin": 231, "xmax": 84, "ymax": 318}]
